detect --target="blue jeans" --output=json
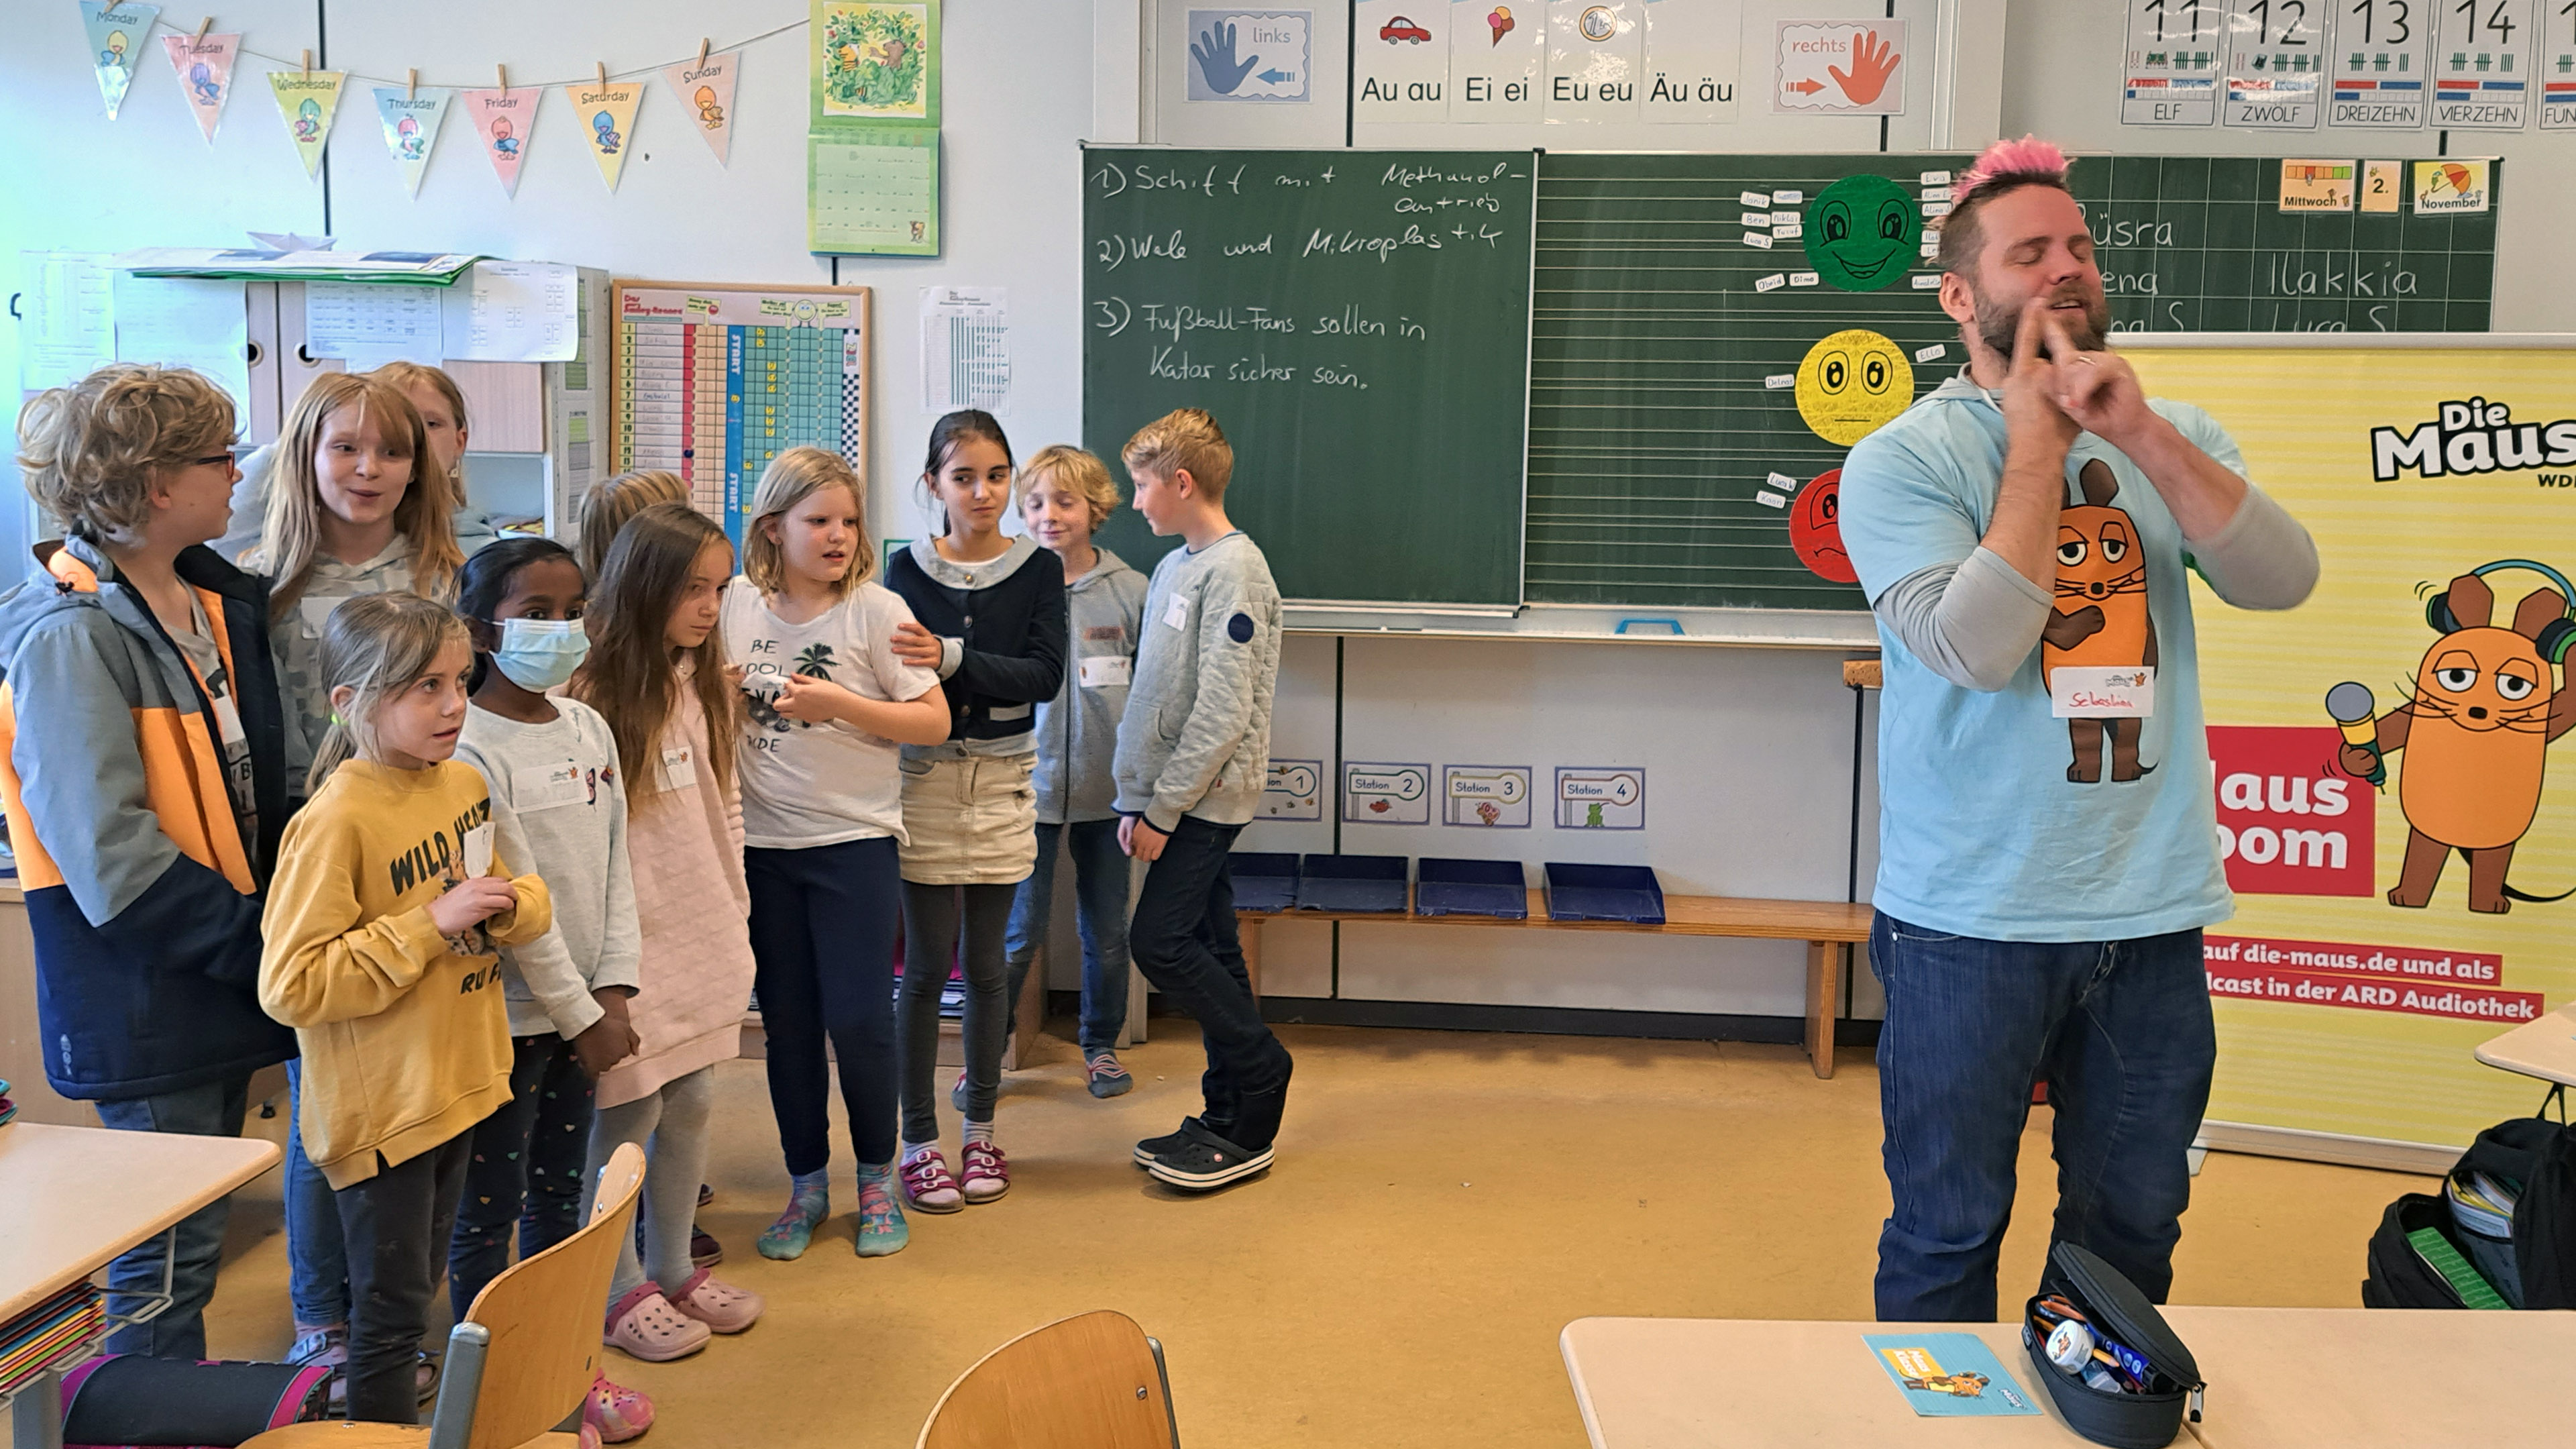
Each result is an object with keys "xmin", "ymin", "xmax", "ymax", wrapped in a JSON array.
[
  {"xmin": 747, "ymin": 836, "xmax": 905, "ymax": 1173},
  {"xmin": 284, "ymin": 1057, "xmax": 350, "ymax": 1326},
  {"xmin": 1129, "ymin": 815, "xmax": 1292, "ymax": 1150},
  {"xmin": 95, "ymin": 1073, "xmax": 251, "ymax": 1358},
  {"xmin": 1870, "ymin": 914, "xmax": 2215, "ymax": 1323},
  {"xmin": 1004, "ymin": 818, "xmax": 1135, "ymax": 1055}
]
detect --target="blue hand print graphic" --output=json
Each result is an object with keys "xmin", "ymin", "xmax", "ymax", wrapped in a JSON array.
[
  {"xmin": 1192, "ymin": 20, "xmax": 1261, "ymax": 94},
  {"xmin": 1185, "ymin": 11, "xmax": 1311, "ymax": 102}
]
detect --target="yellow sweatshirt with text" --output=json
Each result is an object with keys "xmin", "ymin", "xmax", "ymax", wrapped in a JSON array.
[{"xmin": 258, "ymin": 760, "xmax": 551, "ymax": 1189}]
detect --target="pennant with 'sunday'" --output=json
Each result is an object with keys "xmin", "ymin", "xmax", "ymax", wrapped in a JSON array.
[
  {"xmin": 79, "ymin": 1, "xmax": 160, "ymax": 119},
  {"xmin": 458, "ymin": 87, "xmax": 541, "ymax": 198},
  {"xmin": 372, "ymin": 86, "xmax": 455, "ymax": 197},
  {"xmin": 564, "ymin": 77, "xmax": 643, "ymax": 192},
  {"xmin": 661, "ymin": 50, "xmax": 740, "ymax": 166},
  {"xmin": 161, "ymin": 31, "xmax": 239, "ymax": 142},
  {"xmin": 268, "ymin": 68, "xmax": 347, "ymax": 177}
]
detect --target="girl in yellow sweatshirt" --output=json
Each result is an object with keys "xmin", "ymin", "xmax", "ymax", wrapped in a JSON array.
[{"xmin": 258, "ymin": 592, "xmax": 550, "ymax": 1424}]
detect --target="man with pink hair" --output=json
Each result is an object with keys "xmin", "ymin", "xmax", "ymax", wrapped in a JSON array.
[{"xmin": 1837, "ymin": 138, "xmax": 2318, "ymax": 1321}]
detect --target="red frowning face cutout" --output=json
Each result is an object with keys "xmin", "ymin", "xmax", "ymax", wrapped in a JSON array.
[{"xmin": 1790, "ymin": 468, "xmax": 1856, "ymax": 583}]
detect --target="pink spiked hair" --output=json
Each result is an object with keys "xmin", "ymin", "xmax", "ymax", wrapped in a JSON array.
[{"xmin": 1955, "ymin": 136, "xmax": 2072, "ymax": 205}]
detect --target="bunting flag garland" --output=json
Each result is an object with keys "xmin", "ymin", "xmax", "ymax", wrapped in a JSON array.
[
  {"xmin": 661, "ymin": 48, "xmax": 740, "ymax": 166},
  {"xmin": 160, "ymin": 30, "xmax": 239, "ymax": 142},
  {"xmin": 563, "ymin": 74, "xmax": 643, "ymax": 192},
  {"xmin": 372, "ymin": 85, "xmax": 455, "ymax": 196},
  {"xmin": 458, "ymin": 86, "xmax": 541, "ymax": 197},
  {"xmin": 78, "ymin": 1, "xmax": 161, "ymax": 118},
  {"xmin": 268, "ymin": 67, "xmax": 347, "ymax": 176}
]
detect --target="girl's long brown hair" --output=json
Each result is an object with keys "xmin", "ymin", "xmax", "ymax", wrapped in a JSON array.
[
  {"xmin": 252, "ymin": 372, "xmax": 464, "ymax": 619},
  {"xmin": 576, "ymin": 470, "xmax": 688, "ymax": 584},
  {"xmin": 570, "ymin": 503, "xmax": 737, "ymax": 808}
]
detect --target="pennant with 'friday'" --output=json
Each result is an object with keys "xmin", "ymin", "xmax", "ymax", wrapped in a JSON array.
[
  {"xmin": 268, "ymin": 68, "xmax": 347, "ymax": 176},
  {"xmin": 79, "ymin": 1, "xmax": 160, "ymax": 119},
  {"xmin": 458, "ymin": 86, "xmax": 540, "ymax": 197},
  {"xmin": 372, "ymin": 86, "xmax": 455, "ymax": 197},
  {"xmin": 161, "ymin": 31, "xmax": 239, "ymax": 142},
  {"xmin": 660, "ymin": 50, "xmax": 739, "ymax": 166},
  {"xmin": 563, "ymin": 76, "xmax": 643, "ymax": 191}
]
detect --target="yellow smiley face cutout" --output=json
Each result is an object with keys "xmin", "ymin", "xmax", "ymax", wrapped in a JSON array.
[{"xmin": 1795, "ymin": 329, "xmax": 1914, "ymax": 445}]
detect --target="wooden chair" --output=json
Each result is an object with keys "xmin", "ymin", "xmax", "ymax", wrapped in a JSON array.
[
  {"xmin": 240, "ymin": 1142, "xmax": 648, "ymax": 1449},
  {"xmin": 916, "ymin": 1310, "xmax": 1181, "ymax": 1449}
]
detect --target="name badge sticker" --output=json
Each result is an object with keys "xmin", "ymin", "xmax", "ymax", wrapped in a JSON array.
[
  {"xmin": 1078, "ymin": 654, "xmax": 1132, "ymax": 689},
  {"xmin": 514, "ymin": 760, "xmax": 588, "ymax": 812},
  {"xmin": 1162, "ymin": 596, "xmax": 1191, "ymax": 631},
  {"xmin": 658, "ymin": 743, "xmax": 697, "ymax": 792},
  {"xmin": 209, "ymin": 690, "xmax": 246, "ymax": 747},
  {"xmin": 2050, "ymin": 666, "xmax": 2156, "ymax": 718},
  {"xmin": 463, "ymin": 821, "xmax": 494, "ymax": 878}
]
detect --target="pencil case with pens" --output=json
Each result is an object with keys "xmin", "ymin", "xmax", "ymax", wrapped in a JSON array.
[{"xmin": 2021, "ymin": 1241, "xmax": 2206, "ymax": 1449}]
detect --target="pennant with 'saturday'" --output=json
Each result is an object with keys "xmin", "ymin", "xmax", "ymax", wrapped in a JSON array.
[
  {"xmin": 564, "ymin": 77, "xmax": 643, "ymax": 191},
  {"xmin": 80, "ymin": 1, "xmax": 161, "ymax": 119},
  {"xmin": 161, "ymin": 31, "xmax": 239, "ymax": 142},
  {"xmin": 661, "ymin": 50, "xmax": 740, "ymax": 166},
  {"xmin": 268, "ymin": 68, "xmax": 347, "ymax": 176},
  {"xmin": 458, "ymin": 87, "xmax": 541, "ymax": 197},
  {"xmin": 372, "ymin": 86, "xmax": 455, "ymax": 197}
]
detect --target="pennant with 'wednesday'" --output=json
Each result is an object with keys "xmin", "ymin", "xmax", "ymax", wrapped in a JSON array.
[
  {"xmin": 268, "ymin": 68, "xmax": 346, "ymax": 176},
  {"xmin": 80, "ymin": 1, "xmax": 160, "ymax": 119},
  {"xmin": 563, "ymin": 77, "xmax": 643, "ymax": 192},
  {"xmin": 661, "ymin": 50, "xmax": 739, "ymax": 166},
  {"xmin": 161, "ymin": 31, "xmax": 239, "ymax": 142},
  {"xmin": 372, "ymin": 86, "xmax": 455, "ymax": 197},
  {"xmin": 458, "ymin": 87, "xmax": 541, "ymax": 197}
]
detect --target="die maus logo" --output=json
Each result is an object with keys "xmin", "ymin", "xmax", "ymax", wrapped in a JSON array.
[{"xmin": 2371, "ymin": 398, "xmax": 2576, "ymax": 482}]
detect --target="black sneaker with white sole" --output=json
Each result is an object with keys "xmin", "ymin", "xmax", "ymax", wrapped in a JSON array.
[
  {"xmin": 1132, "ymin": 1116, "xmax": 1204, "ymax": 1167},
  {"xmin": 1143, "ymin": 1120, "xmax": 1273, "ymax": 1191}
]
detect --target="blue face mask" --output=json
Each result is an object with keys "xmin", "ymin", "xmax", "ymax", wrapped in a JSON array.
[{"xmin": 489, "ymin": 616, "xmax": 590, "ymax": 692}]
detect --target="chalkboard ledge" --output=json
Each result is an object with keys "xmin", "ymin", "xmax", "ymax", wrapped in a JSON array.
[
  {"xmin": 2114, "ymin": 332, "xmax": 2576, "ymax": 351},
  {"xmin": 1281, "ymin": 602, "xmax": 1881, "ymax": 650}
]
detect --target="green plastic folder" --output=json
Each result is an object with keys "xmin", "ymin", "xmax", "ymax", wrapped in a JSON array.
[{"xmin": 2406, "ymin": 1226, "xmax": 2511, "ymax": 1309}]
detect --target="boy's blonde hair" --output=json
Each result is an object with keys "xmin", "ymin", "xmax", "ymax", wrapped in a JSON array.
[
  {"xmin": 306, "ymin": 591, "xmax": 470, "ymax": 793},
  {"xmin": 15, "ymin": 364, "xmax": 237, "ymax": 544},
  {"xmin": 576, "ymin": 469, "xmax": 688, "ymax": 583},
  {"xmin": 743, "ymin": 446, "xmax": 870, "ymax": 598},
  {"xmin": 1122, "ymin": 408, "xmax": 1232, "ymax": 498},
  {"xmin": 254, "ymin": 372, "xmax": 465, "ymax": 619},
  {"xmin": 1017, "ymin": 445, "xmax": 1120, "ymax": 531}
]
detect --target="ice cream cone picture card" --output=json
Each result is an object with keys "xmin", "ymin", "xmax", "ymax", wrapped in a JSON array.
[
  {"xmin": 564, "ymin": 69, "xmax": 643, "ymax": 192},
  {"xmin": 80, "ymin": 2, "xmax": 160, "ymax": 119},
  {"xmin": 161, "ymin": 30, "xmax": 239, "ymax": 142},
  {"xmin": 460, "ymin": 84, "xmax": 540, "ymax": 197},
  {"xmin": 661, "ymin": 46, "xmax": 739, "ymax": 166},
  {"xmin": 269, "ymin": 65, "xmax": 347, "ymax": 177},
  {"xmin": 373, "ymin": 83, "xmax": 454, "ymax": 197}
]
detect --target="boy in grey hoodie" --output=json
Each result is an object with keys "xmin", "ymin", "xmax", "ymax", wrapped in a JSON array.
[{"xmin": 1111, "ymin": 410, "xmax": 1291, "ymax": 1192}]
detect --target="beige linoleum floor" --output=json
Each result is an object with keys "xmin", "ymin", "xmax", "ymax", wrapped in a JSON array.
[{"xmin": 200, "ymin": 1023, "xmax": 2431, "ymax": 1447}]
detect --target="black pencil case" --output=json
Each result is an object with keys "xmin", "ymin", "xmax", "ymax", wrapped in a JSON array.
[{"xmin": 2021, "ymin": 1241, "xmax": 2206, "ymax": 1449}]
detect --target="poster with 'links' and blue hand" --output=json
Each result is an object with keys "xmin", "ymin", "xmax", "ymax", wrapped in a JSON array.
[{"xmin": 1187, "ymin": 10, "xmax": 1312, "ymax": 101}]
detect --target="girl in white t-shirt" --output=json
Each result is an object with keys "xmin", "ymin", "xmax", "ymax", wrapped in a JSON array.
[{"xmin": 720, "ymin": 447, "xmax": 949, "ymax": 1261}]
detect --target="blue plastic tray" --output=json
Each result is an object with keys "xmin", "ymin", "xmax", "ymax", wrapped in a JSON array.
[
  {"xmin": 1229, "ymin": 852, "xmax": 1300, "ymax": 913},
  {"xmin": 1416, "ymin": 857, "xmax": 1529, "ymax": 919},
  {"xmin": 1297, "ymin": 854, "xmax": 1410, "ymax": 913},
  {"xmin": 1542, "ymin": 862, "xmax": 1666, "ymax": 924}
]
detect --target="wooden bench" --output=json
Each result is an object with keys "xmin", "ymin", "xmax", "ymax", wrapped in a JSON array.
[{"xmin": 1238, "ymin": 890, "xmax": 1874, "ymax": 1079}]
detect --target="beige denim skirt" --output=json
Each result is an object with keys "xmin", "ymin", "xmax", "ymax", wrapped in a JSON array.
[{"xmin": 898, "ymin": 752, "xmax": 1039, "ymax": 885}]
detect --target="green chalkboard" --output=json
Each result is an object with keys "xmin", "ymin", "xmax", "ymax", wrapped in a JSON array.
[
  {"xmin": 1525, "ymin": 152, "xmax": 2504, "ymax": 612},
  {"xmin": 1083, "ymin": 148, "xmax": 1535, "ymax": 606}
]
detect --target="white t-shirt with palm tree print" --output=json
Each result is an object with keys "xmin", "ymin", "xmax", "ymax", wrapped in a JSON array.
[{"xmin": 720, "ymin": 576, "xmax": 941, "ymax": 849}]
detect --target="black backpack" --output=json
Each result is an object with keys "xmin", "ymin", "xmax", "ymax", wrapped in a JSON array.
[{"xmin": 2363, "ymin": 1112, "xmax": 2576, "ymax": 1309}]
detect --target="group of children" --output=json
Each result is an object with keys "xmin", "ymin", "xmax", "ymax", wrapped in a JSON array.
[{"xmin": 2, "ymin": 358, "xmax": 1294, "ymax": 1437}]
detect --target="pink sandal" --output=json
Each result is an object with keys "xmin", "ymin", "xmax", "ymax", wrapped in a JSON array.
[
  {"xmin": 584, "ymin": 1371, "xmax": 654, "ymax": 1443},
  {"xmin": 902, "ymin": 1146, "xmax": 963, "ymax": 1213},
  {"xmin": 605, "ymin": 1283, "xmax": 710, "ymax": 1362},
  {"xmin": 961, "ymin": 1139, "xmax": 1010, "ymax": 1203},
  {"xmin": 666, "ymin": 1267, "xmax": 764, "ymax": 1334}
]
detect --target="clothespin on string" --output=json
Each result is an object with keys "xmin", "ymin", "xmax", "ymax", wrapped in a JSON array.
[
  {"xmin": 496, "ymin": 64, "xmax": 507, "ymax": 92},
  {"xmin": 193, "ymin": 17, "xmax": 213, "ymax": 44},
  {"xmin": 406, "ymin": 68, "xmax": 417, "ymax": 101},
  {"xmin": 697, "ymin": 38, "xmax": 711, "ymax": 70}
]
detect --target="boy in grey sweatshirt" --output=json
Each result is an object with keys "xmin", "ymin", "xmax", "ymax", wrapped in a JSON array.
[{"xmin": 1111, "ymin": 409, "xmax": 1292, "ymax": 1192}]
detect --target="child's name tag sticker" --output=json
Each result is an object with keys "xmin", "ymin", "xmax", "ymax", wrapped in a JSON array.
[
  {"xmin": 1162, "ymin": 596, "xmax": 1190, "ymax": 631},
  {"xmin": 209, "ymin": 690, "xmax": 246, "ymax": 747},
  {"xmin": 463, "ymin": 821, "xmax": 494, "ymax": 878},
  {"xmin": 514, "ymin": 760, "xmax": 588, "ymax": 812},
  {"xmin": 1078, "ymin": 654, "xmax": 1132, "ymax": 689},
  {"xmin": 657, "ymin": 743, "xmax": 697, "ymax": 792},
  {"xmin": 2051, "ymin": 666, "xmax": 2155, "ymax": 718}
]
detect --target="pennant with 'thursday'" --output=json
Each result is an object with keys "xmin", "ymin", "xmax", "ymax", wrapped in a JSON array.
[
  {"xmin": 458, "ymin": 86, "xmax": 541, "ymax": 198},
  {"xmin": 268, "ymin": 67, "xmax": 347, "ymax": 177},
  {"xmin": 564, "ymin": 71, "xmax": 643, "ymax": 192},
  {"xmin": 161, "ymin": 30, "xmax": 239, "ymax": 142},
  {"xmin": 79, "ymin": 1, "xmax": 160, "ymax": 119},
  {"xmin": 660, "ymin": 48, "xmax": 739, "ymax": 166},
  {"xmin": 372, "ymin": 85, "xmax": 455, "ymax": 197}
]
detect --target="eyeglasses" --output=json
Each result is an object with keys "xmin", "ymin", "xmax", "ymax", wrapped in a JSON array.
[{"xmin": 189, "ymin": 453, "xmax": 235, "ymax": 468}]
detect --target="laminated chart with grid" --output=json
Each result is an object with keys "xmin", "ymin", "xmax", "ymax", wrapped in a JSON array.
[{"xmin": 610, "ymin": 282, "xmax": 873, "ymax": 545}]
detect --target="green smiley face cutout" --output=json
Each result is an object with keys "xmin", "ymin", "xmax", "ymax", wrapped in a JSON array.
[{"xmin": 1804, "ymin": 174, "xmax": 1921, "ymax": 292}]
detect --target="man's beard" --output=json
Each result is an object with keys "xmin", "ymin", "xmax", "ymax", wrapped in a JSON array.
[{"xmin": 1972, "ymin": 282, "xmax": 2111, "ymax": 361}]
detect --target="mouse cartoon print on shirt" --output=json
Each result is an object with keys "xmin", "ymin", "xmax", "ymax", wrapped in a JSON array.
[
  {"xmin": 2335, "ymin": 570, "xmax": 2576, "ymax": 913},
  {"xmin": 2041, "ymin": 458, "xmax": 2157, "ymax": 784}
]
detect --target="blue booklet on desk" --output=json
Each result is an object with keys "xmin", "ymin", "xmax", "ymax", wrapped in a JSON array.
[{"xmin": 1863, "ymin": 1333, "xmax": 2042, "ymax": 1417}]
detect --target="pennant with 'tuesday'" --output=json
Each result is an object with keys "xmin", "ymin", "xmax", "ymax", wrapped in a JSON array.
[
  {"xmin": 564, "ymin": 76, "xmax": 643, "ymax": 191},
  {"xmin": 269, "ymin": 68, "xmax": 347, "ymax": 176},
  {"xmin": 458, "ymin": 87, "xmax": 541, "ymax": 198},
  {"xmin": 80, "ymin": 1, "xmax": 160, "ymax": 119},
  {"xmin": 372, "ymin": 86, "xmax": 455, "ymax": 197},
  {"xmin": 161, "ymin": 31, "xmax": 239, "ymax": 141},
  {"xmin": 661, "ymin": 50, "xmax": 740, "ymax": 166}
]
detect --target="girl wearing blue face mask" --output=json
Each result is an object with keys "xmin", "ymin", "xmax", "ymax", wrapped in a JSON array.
[{"xmin": 445, "ymin": 538, "xmax": 659, "ymax": 1440}]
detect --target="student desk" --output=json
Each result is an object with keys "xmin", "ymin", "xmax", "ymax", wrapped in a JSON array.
[
  {"xmin": 2473, "ymin": 1004, "xmax": 2576, "ymax": 1114},
  {"xmin": 1559, "ymin": 1307, "xmax": 2576, "ymax": 1448},
  {"xmin": 0, "ymin": 1122, "xmax": 280, "ymax": 1449},
  {"xmin": 1237, "ymin": 892, "xmax": 1875, "ymax": 1078}
]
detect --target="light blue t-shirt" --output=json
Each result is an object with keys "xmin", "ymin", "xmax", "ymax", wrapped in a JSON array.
[{"xmin": 1839, "ymin": 375, "xmax": 2237, "ymax": 943}]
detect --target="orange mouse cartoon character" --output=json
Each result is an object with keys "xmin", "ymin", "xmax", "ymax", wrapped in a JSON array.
[
  {"xmin": 2041, "ymin": 459, "xmax": 2156, "ymax": 784},
  {"xmin": 2337, "ymin": 568, "xmax": 2576, "ymax": 912}
]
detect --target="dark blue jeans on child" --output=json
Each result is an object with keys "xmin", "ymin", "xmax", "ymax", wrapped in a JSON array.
[
  {"xmin": 1128, "ymin": 814, "xmax": 1292, "ymax": 1150},
  {"xmin": 447, "ymin": 1033, "xmax": 594, "ymax": 1320},
  {"xmin": 1004, "ymin": 817, "xmax": 1136, "ymax": 1055},
  {"xmin": 94, "ymin": 1073, "xmax": 251, "ymax": 1358},
  {"xmin": 1868, "ymin": 914, "xmax": 2215, "ymax": 1324}
]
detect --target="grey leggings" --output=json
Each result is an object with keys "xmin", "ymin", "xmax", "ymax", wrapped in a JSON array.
[
  {"xmin": 898, "ymin": 882, "xmax": 1015, "ymax": 1142},
  {"xmin": 582, "ymin": 1065, "xmax": 714, "ymax": 1301}
]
